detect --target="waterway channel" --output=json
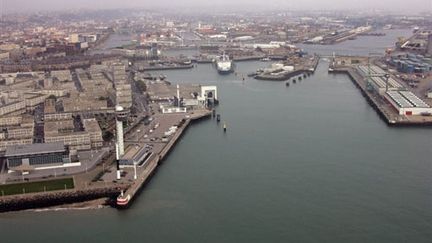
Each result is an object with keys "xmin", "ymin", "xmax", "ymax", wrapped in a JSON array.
[{"xmin": 1, "ymin": 28, "xmax": 431, "ymax": 243}]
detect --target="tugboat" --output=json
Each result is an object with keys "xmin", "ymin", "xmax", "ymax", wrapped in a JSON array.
[
  {"xmin": 215, "ymin": 52, "xmax": 233, "ymax": 74},
  {"xmin": 116, "ymin": 191, "xmax": 131, "ymax": 208}
]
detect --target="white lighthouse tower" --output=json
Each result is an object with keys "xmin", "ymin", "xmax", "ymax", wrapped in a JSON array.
[{"xmin": 115, "ymin": 105, "xmax": 128, "ymax": 179}]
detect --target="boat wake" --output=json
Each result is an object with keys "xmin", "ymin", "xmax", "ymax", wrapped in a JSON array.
[{"xmin": 29, "ymin": 205, "xmax": 108, "ymax": 213}]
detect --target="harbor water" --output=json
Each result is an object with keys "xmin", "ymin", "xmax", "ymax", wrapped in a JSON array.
[{"xmin": 1, "ymin": 29, "xmax": 432, "ymax": 243}]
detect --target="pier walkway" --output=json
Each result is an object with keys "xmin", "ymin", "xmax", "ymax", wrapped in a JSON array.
[{"xmin": 115, "ymin": 110, "xmax": 211, "ymax": 207}]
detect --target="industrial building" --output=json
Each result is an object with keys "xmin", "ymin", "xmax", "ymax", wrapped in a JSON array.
[
  {"xmin": 119, "ymin": 144, "xmax": 152, "ymax": 168},
  {"xmin": 4, "ymin": 142, "xmax": 75, "ymax": 172},
  {"xmin": 357, "ymin": 65, "xmax": 404, "ymax": 95},
  {"xmin": 385, "ymin": 91, "xmax": 432, "ymax": 116},
  {"xmin": 400, "ymin": 30, "xmax": 431, "ymax": 54}
]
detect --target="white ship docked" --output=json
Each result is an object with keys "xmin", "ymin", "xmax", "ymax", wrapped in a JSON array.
[{"xmin": 215, "ymin": 53, "xmax": 233, "ymax": 74}]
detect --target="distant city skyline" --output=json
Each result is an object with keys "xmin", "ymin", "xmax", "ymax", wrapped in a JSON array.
[{"xmin": 1, "ymin": 0, "xmax": 432, "ymax": 14}]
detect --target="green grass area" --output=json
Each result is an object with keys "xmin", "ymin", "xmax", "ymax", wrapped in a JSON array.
[{"xmin": 0, "ymin": 178, "xmax": 74, "ymax": 196}]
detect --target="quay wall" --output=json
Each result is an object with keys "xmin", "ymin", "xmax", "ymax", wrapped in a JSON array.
[
  {"xmin": 331, "ymin": 67, "xmax": 432, "ymax": 127},
  {"xmin": 0, "ymin": 186, "xmax": 127, "ymax": 213},
  {"xmin": 138, "ymin": 64, "xmax": 194, "ymax": 71},
  {"xmin": 115, "ymin": 111, "xmax": 212, "ymax": 208},
  {"xmin": 255, "ymin": 69, "xmax": 310, "ymax": 81}
]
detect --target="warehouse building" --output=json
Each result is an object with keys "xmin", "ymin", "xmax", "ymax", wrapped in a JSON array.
[
  {"xmin": 4, "ymin": 142, "xmax": 77, "ymax": 172},
  {"xmin": 119, "ymin": 144, "xmax": 152, "ymax": 168},
  {"xmin": 385, "ymin": 91, "xmax": 432, "ymax": 116},
  {"xmin": 357, "ymin": 65, "xmax": 404, "ymax": 95}
]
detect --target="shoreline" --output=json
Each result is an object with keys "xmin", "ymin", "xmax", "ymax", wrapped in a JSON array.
[
  {"xmin": 0, "ymin": 112, "xmax": 212, "ymax": 213},
  {"xmin": 114, "ymin": 111, "xmax": 212, "ymax": 209},
  {"xmin": 330, "ymin": 67, "xmax": 432, "ymax": 127}
]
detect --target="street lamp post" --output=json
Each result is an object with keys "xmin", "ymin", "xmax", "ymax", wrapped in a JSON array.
[{"xmin": 384, "ymin": 74, "xmax": 390, "ymax": 93}]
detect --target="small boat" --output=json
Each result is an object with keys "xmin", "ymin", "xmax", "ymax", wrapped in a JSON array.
[
  {"xmin": 216, "ymin": 114, "xmax": 221, "ymax": 122},
  {"xmin": 181, "ymin": 60, "xmax": 192, "ymax": 65},
  {"xmin": 260, "ymin": 57, "xmax": 271, "ymax": 62},
  {"xmin": 286, "ymin": 82, "xmax": 290, "ymax": 87}
]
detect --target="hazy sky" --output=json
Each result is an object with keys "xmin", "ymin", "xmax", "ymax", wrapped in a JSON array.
[{"xmin": 1, "ymin": 0, "xmax": 432, "ymax": 13}]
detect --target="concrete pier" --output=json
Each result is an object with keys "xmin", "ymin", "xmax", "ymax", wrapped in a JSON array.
[{"xmin": 115, "ymin": 111, "xmax": 212, "ymax": 208}]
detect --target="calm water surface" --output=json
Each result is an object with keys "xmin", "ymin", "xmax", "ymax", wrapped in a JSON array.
[{"xmin": 1, "ymin": 29, "xmax": 431, "ymax": 243}]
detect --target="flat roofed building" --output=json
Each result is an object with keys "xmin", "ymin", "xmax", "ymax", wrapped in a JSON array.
[
  {"xmin": 6, "ymin": 126, "xmax": 34, "ymax": 139},
  {"xmin": 82, "ymin": 118, "xmax": 103, "ymax": 148},
  {"xmin": 62, "ymin": 96, "xmax": 109, "ymax": 113},
  {"xmin": 0, "ymin": 115, "xmax": 34, "ymax": 151},
  {"xmin": 44, "ymin": 117, "xmax": 91, "ymax": 151},
  {"xmin": 0, "ymin": 100, "xmax": 26, "ymax": 116},
  {"xmin": 357, "ymin": 65, "xmax": 404, "ymax": 95},
  {"xmin": 5, "ymin": 142, "xmax": 71, "ymax": 171},
  {"xmin": 399, "ymin": 91, "xmax": 430, "ymax": 108},
  {"xmin": 24, "ymin": 93, "xmax": 49, "ymax": 110},
  {"xmin": 0, "ymin": 139, "xmax": 33, "ymax": 152},
  {"xmin": 119, "ymin": 144, "xmax": 152, "ymax": 168},
  {"xmin": 385, "ymin": 91, "xmax": 432, "ymax": 115},
  {"xmin": 51, "ymin": 70, "xmax": 72, "ymax": 82},
  {"xmin": 45, "ymin": 132, "xmax": 91, "ymax": 151},
  {"xmin": 0, "ymin": 116, "xmax": 22, "ymax": 127},
  {"xmin": 115, "ymin": 83, "xmax": 132, "ymax": 109}
]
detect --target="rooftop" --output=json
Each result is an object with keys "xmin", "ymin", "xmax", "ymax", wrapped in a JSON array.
[
  {"xmin": 386, "ymin": 91, "xmax": 429, "ymax": 109},
  {"xmin": 5, "ymin": 142, "xmax": 66, "ymax": 157}
]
